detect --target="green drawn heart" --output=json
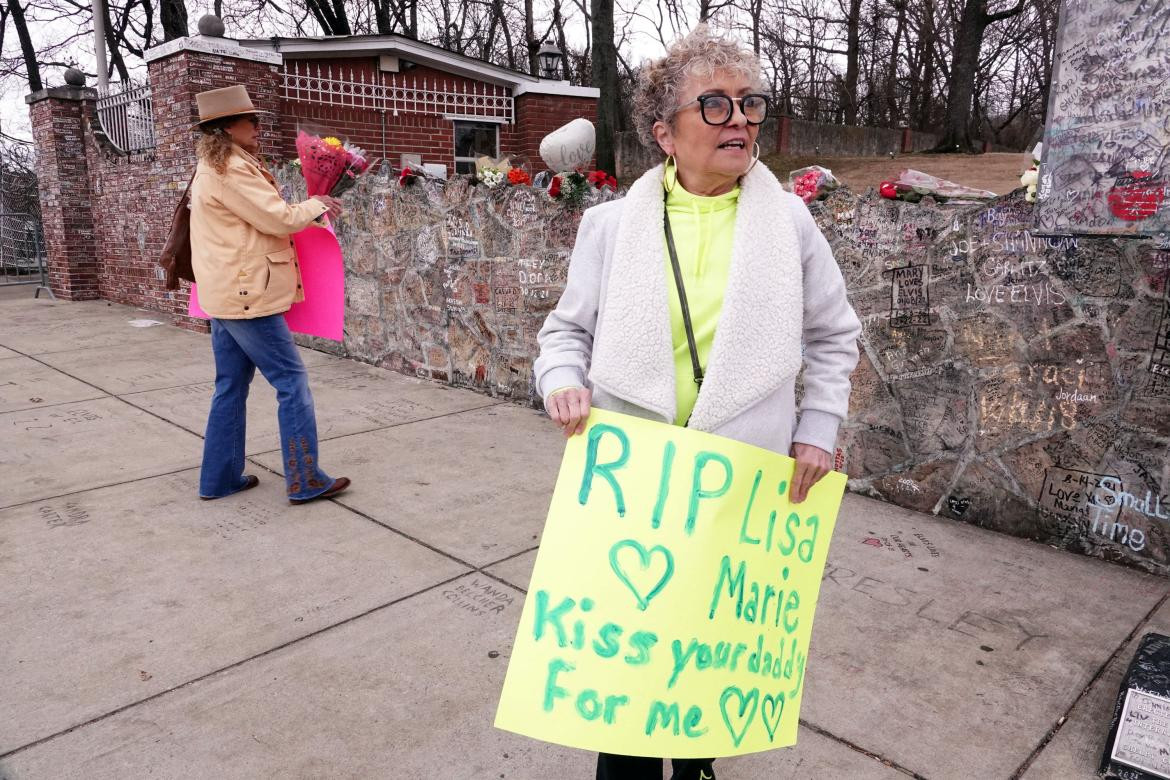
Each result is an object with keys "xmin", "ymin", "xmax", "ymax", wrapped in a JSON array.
[
  {"xmin": 608, "ymin": 539, "xmax": 675, "ymax": 611},
  {"xmin": 761, "ymin": 691, "xmax": 785, "ymax": 742},
  {"xmin": 719, "ymin": 686, "xmax": 760, "ymax": 748}
]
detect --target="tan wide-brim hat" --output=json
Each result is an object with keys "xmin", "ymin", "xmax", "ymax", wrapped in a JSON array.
[{"xmin": 192, "ymin": 85, "xmax": 272, "ymax": 128}]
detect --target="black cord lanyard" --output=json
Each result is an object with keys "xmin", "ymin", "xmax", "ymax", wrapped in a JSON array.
[{"xmin": 663, "ymin": 187, "xmax": 704, "ymax": 421}]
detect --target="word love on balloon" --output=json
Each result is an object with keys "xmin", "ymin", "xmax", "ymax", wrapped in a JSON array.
[{"xmin": 495, "ymin": 409, "xmax": 846, "ymax": 757}]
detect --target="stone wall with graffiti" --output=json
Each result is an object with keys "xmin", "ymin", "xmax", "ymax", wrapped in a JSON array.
[
  {"xmin": 813, "ymin": 188, "xmax": 1170, "ymax": 575},
  {"xmin": 277, "ymin": 166, "xmax": 618, "ymax": 401},
  {"xmin": 279, "ymin": 165, "xmax": 1170, "ymax": 575},
  {"xmin": 1036, "ymin": 0, "xmax": 1169, "ymax": 237}
]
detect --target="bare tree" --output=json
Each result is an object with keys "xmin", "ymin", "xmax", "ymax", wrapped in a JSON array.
[
  {"xmin": 592, "ymin": 0, "xmax": 618, "ymax": 171},
  {"xmin": 6, "ymin": 0, "xmax": 42, "ymax": 90},
  {"xmin": 932, "ymin": 0, "xmax": 1023, "ymax": 151}
]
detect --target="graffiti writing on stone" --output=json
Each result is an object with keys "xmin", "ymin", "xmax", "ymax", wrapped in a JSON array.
[
  {"xmin": 1037, "ymin": 0, "xmax": 1170, "ymax": 235},
  {"xmin": 272, "ymin": 159, "xmax": 1170, "ymax": 575},
  {"xmin": 886, "ymin": 265, "xmax": 931, "ymax": 328},
  {"xmin": 1152, "ymin": 284, "xmax": 1170, "ymax": 378}
]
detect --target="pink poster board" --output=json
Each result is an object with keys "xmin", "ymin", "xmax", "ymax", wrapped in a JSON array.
[{"xmin": 188, "ymin": 222, "xmax": 345, "ymax": 342}]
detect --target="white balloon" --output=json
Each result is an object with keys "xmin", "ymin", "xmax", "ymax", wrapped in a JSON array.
[{"xmin": 540, "ymin": 118, "xmax": 596, "ymax": 172}]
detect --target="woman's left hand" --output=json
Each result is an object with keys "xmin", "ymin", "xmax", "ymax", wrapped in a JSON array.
[{"xmin": 790, "ymin": 443, "xmax": 832, "ymax": 504}]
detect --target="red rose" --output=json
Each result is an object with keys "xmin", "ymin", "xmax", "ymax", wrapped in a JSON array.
[
  {"xmin": 880, "ymin": 181, "xmax": 898, "ymax": 199},
  {"xmin": 548, "ymin": 176, "xmax": 562, "ymax": 198},
  {"xmin": 606, "ymin": 176, "xmax": 617, "ymax": 190}
]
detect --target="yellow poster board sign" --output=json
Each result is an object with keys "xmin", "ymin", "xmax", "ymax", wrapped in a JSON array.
[{"xmin": 495, "ymin": 409, "xmax": 846, "ymax": 758}]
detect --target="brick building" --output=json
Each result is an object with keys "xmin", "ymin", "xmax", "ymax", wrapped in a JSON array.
[
  {"xmin": 26, "ymin": 30, "xmax": 598, "ymax": 310},
  {"xmin": 237, "ymin": 34, "xmax": 598, "ymax": 173}
]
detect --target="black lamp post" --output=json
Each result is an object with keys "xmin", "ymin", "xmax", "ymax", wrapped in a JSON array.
[{"xmin": 537, "ymin": 41, "xmax": 564, "ymax": 80}]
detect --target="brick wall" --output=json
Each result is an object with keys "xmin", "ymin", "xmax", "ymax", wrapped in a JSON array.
[
  {"xmin": 30, "ymin": 36, "xmax": 595, "ymax": 322},
  {"xmin": 27, "ymin": 89, "xmax": 100, "ymax": 300},
  {"xmin": 276, "ymin": 59, "xmax": 525, "ymax": 173},
  {"xmin": 89, "ymin": 49, "xmax": 281, "ymax": 330},
  {"xmin": 514, "ymin": 94, "xmax": 598, "ymax": 169},
  {"xmin": 29, "ymin": 47, "xmax": 283, "ymax": 326}
]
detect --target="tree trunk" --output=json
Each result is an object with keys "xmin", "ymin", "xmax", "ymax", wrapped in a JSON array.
[
  {"xmin": 160, "ymin": 0, "xmax": 188, "ymax": 41},
  {"xmin": 842, "ymin": 0, "xmax": 862, "ymax": 124},
  {"xmin": 591, "ymin": 0, "xmax": 619, "ymax": 173},
  {"xmin": 525, "ymin": 0, "xmax": 538, "ymax": 75},
  {"xmin": 375, "ymin": 0, "xmax": 392, "ymax": 34},
  {"xmin": 932, "ymin": 0, "xmax": 1022, "ymax": 151},
  {"xmin": 886, "ymin": 1, "xmax": 905, "ymax": 125},
  {"xmin": 6, "ymin": 0, "xmax": 41, "ymax": 92},
  {"xmin": 102, "ymin": 0, "xmax": 130, "ymax": 82}
]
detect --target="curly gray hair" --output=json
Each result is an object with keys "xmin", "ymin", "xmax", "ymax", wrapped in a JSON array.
[{"xmin": 633, "ymin": 24, "xmax": 765, "ymax": 152}]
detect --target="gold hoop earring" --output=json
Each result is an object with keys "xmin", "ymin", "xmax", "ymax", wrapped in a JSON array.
[
  {"xmin": 663, "ymin": 154, "xmax": 678, "ymax": 193},
  {"xmin": 744, "ymin": 142, "xmax": 761, "ymax": 175}
]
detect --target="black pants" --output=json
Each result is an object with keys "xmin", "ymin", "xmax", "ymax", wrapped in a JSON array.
[{"xmin": 596, "ymin": 753, "xmax": 715, "ymax": 780}]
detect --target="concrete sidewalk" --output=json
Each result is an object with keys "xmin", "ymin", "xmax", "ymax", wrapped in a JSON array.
[{"xmin": 1, "ymin": 285, "xmax": 1167, "ymax": 780}]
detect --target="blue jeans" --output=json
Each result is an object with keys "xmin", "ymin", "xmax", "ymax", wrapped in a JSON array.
[{"xmin": 199, "ymin": 314, "xmax": 335, "ymax": 501}]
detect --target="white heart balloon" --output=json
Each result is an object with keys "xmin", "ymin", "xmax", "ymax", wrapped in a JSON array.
[{"xmin": 539, "ymin": 118, "xmax": 596, "ymax": 172}]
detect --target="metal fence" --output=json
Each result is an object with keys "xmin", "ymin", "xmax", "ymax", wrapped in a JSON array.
[
  {"xmin": 282, "ymin": 62, "xmax": 514, "ymax": 123},
  {"xmin": 1, "ymin": 211, "xmax": 51, "ymax": 297},
  {"xmin": 97, "ymin": 81, "xmax": 157, "ymax": 153}
]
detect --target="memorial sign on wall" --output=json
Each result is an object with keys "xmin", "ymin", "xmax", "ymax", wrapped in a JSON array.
[{"xmin": 1036, "ymin": 0, "xmax": 1170, "ymax": 236}]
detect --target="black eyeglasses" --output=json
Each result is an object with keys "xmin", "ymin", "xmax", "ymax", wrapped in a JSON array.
[{"xmin": 674, "ymin": 93, "xmax": 770, "ymax": 126}]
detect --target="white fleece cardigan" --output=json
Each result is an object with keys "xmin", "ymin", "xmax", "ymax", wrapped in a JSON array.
[{"xmin": 534, "ymin": 162, "xmax": 862, "ymax": 456}]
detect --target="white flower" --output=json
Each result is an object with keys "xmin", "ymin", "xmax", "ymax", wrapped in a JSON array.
[
  {"xmin": 1020, "ymin": 168, "xmax": 1038, "ymax": 187},
  {"xmin": 480, "ymin": 169, "xmax": 505, "ymax": 188}
]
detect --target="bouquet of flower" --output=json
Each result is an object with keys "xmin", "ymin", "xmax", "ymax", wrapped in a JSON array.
[
  {"xmin": 789, "ymin": 165, "xmax": 840, "ymax": 203},
  {"xmin": 547, "ymin": 169, "xmax": 617, "ymax": 207},
  {"xmin": 474, "ymin": 155, "xmax": 513, "ymax": 188},
  {"xmin": 480, "ymin": 168, "xmax": 506, "ymax": 188},
  {"xmin": 880, "ymin": 169, "xmax": 996, "ymax": 204},
  {"xmin": 548, "ymin": 171, "xmax": 588, "ymax": 206},
  {"xmin": 507, "ymin": 168, "xmax": 532, "ymax": 186},
  {"xmin": 295, "ymin": 127, "xmax": 372, "ymax": 198},
  {"xmin": 586, "ymin": 170, "xmax": 618, "ymax": 191},
  {"xmin": 399, "ymin": 166, "xmax": 420, "ymax": 187},
  {"xmin": 1020, "ymin": 142, "xmax": 1042, "ymax": 203}
]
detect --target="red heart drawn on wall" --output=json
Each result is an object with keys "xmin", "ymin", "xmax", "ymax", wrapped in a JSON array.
[{"xmin": 1108, "ymin": 171, "xmax": 1165, "ymax": 222}]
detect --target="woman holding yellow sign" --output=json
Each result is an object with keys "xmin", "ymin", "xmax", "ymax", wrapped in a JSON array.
[{"xmin": 534, "ymin": 24, "xmax": 861, "ymax": 780}]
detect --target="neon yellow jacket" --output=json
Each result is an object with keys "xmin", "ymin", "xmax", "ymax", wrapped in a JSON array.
[{"xmin": 663, "ymin": 171, "xmax": 739, "ymax": 425}]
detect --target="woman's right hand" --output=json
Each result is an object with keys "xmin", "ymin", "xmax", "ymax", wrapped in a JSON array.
[
  {"xmin": 317, "ymin": 195, "xmax": 343, "ymax": 220},
  {"xmin": 547, "ymin": 387, "xmax": 592, "ymax": 437}
]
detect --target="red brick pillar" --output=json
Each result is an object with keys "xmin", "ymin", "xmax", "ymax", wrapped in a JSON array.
[
  {"xmin": 142, "ymin": 35, "xmax": 285, "ymax": 329},
  {"xmin": 901, "ymin": 126, "xmax": 913, "ymax": 154},
  {"xmin": 510, "ymin": 83, "xmax": 600, "ymax": 170},
  {"xmin": 146, "ymin": 36, "xmax": 285, "ymax": 187},
  {"xmin": 26, "ymin": 86, "xmax": 100, "ymax": 300}
]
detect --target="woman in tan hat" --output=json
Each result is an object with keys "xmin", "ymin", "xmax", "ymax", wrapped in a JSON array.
[{"xmin": 190, "ymin": 84, "xmax": 351, "ymax": 504}]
